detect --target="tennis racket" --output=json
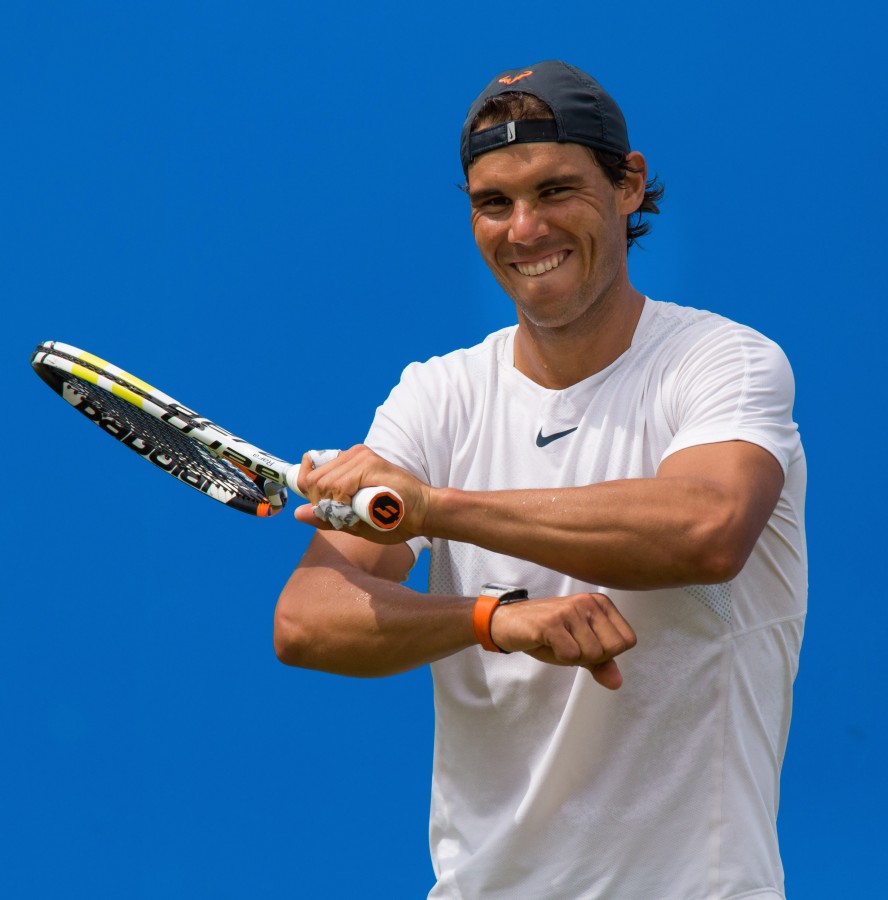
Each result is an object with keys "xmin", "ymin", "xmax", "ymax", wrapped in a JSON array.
[{"xmin": 30, "ymin": 341, "xmax": 404, "ymax": 530}]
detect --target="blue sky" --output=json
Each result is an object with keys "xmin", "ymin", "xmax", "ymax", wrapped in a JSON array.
[{"xmin": 2, "ymin": 2, "xmax": 885, "ymax": 897}]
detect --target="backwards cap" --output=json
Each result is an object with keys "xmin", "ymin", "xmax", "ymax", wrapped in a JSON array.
[{"xmin": 460, "ymin": 60, "xmax": 630, "ymax": 174}]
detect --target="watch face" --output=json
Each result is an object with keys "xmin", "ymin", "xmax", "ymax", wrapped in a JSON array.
[
  {"xmin": 480, "ymin": 582, "xmax": 519, "ymax": 597},
  {"xmin": 480, "ymin": 583, "xmax": 528, "ymax": 603}
]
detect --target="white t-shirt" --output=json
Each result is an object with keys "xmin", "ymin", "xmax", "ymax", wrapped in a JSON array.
[{"xmin": 366, "ymin": 299, "xmax": 807, "ymax": 900}]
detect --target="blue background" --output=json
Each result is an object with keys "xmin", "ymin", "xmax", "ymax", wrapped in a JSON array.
[{"xmin": 2, "ymin": 1, "xmax": 884, "ymax": 897}]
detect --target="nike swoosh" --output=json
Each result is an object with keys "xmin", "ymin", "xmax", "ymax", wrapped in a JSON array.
[{"xmin": 536, "ymin": 426, "xmax": 579, "ymax": 447}]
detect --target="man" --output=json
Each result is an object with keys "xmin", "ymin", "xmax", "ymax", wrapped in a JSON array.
[{"xmin": 275, "ymin": 60, "xmax": 806, "ymax": 899}]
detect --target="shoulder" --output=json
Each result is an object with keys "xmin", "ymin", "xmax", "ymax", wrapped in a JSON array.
[
  {"xmin": 642, "ymin": 299, "xmax": 793, "ymax": 377},
  {"xmin": 372, "ymin": 326, "xmax": 516, "ymax": 427},
  {"xmin": 643, "ymin": 298, "xmax": 770, "ymax": 343},
  {"xmin": 643, "ymin": 301, "xmax": 802, "ymax": 470},
  {"xmin": 396, "ymin": 326, "xmax": 516, "ymax": 391}
]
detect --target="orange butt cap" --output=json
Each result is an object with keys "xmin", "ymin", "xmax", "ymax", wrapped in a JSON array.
[{"xmin": 368, "ymin": 491, "xmax": 403, "ymax": 530}]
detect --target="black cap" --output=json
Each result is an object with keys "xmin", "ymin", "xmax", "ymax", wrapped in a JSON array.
[{"xmin": 460, "ymin": 60, "xmax": 630, "ymax": 174}]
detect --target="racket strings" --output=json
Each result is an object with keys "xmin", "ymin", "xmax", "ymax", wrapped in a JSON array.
[{"xmin": 62, "ymin": 373, "xmax": 271, "ymax": 506}]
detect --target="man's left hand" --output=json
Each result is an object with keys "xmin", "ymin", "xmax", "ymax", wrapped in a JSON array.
[{"xmin": 293, "ymin": 444, "xmax": 431, "ymax": 542}]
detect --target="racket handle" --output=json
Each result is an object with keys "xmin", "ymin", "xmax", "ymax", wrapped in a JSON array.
[
  {"xmin": 284, "ymin": 466, "xmax": 404, "ymax": 532},
  {"xmin": 351, "ymin": 486, "xmax": 405, "ymax": 531}
]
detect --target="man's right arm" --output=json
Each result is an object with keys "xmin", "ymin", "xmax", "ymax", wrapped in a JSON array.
[
  {"xmin": 273, "ymin": 531, "xmax": 475, "ymax": 678},
  {"xmin": 273, "ymin": 530, "xmax": 636, "ymax": 687}
]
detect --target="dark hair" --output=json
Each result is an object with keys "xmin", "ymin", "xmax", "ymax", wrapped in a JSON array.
[
  {"xmin": 468, "ymin": 92, "xmax": 664, "ymax": 250},
  {"xmin": 590, "ymin": 149, "xmax": 664, "ymax": 249}
]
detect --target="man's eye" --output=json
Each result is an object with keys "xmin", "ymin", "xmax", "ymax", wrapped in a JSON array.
[
  {"xmin": 483, "ymin": 196, "xmax": 510, "ymax": 208},
  {"xmin": 542, "ymin": 186, "xmax": 569, "ymax": 198}
]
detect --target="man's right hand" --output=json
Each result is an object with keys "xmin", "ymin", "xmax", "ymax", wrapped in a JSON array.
[{"xmin": 489, "ymin": 592, "xmax": 637, "ymax": 690}]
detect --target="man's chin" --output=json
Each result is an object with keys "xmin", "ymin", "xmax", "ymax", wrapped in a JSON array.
[{"xmin": 513, "ymin": 285, "xmax": 577, "ymax": 318}]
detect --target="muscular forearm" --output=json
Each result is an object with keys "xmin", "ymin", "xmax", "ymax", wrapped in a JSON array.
[
  {"xmin": 425, "ymin": 476, "xmax": 757, "ymax": 590},
  {"xmin": 274, "ymin": 543, "xmax": 474, "ymax": 678},
  {"xmin": 275, "ymin": 542, "xmax": 636, "ymax": 686},
  {"xmin": 294, "ymin": 440, "xmax": 783, "ymax": 594}
]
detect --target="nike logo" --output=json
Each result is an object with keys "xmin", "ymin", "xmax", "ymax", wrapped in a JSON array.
[
  {"xmin": 498, "ymin": 71, "xmax": 533, "ymax": 86},
  {"xmin": 535, "ymin": 426, "xmax": 579, "ymax": 447}
]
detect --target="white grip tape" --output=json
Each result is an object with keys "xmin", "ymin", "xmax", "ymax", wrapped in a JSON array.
[{"xmin": 308, "ymin": 449, "xmax": 339, "ymax": 468}]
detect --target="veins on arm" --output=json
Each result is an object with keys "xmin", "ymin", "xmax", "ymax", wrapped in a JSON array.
[{"xmin": 423, "ymin": 441, "xmax": 785, "ymax": 591}]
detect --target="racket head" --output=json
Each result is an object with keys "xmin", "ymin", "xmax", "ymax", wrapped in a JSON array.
[{"xmin": 31, "ymin": 341, "xmax": 287, "ymax": 517}]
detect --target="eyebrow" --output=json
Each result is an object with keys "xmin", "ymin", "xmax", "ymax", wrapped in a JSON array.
[
  {"xmin": 467, "ymin": 187, "xmax": 504, "ymax": 204},
  {"xmin": 467, "ymin": 173, "xmax": 585, "ymax": 204}
]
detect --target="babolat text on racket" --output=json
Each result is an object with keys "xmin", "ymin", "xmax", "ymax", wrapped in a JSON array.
[{"xmin": 30, "ymin": 341, "xmax": 404, "ymax": 530}]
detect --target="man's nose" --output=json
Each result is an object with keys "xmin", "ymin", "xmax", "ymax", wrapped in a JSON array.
[{"xmin": 508, "ymin": 199, "xmax": 549, "ymax": 245}]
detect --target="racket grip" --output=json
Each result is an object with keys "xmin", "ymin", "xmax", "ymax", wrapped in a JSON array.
[{"xmin": 283, "ymin": 467, "xmax": 404, "ymax": 532}]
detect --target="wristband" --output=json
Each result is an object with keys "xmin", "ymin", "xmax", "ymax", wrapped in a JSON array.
[{"xmin": 473, "ymin": 583, "xmax": 529, "ymax": 653}]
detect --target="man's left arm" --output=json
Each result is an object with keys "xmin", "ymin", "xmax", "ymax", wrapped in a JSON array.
[{"xmin": 293, "ymin": 438, "xmax": 784, "ymax": 591}]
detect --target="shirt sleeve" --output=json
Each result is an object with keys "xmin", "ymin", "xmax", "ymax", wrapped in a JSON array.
[{"xmin": 660, "ymin": 323, "xmax": 802, "ymax": 474}]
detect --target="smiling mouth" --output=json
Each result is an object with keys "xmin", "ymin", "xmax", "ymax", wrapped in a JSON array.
[{"xmin": 513, "ymin": 250, "xmax": 570, "ymax": 277}]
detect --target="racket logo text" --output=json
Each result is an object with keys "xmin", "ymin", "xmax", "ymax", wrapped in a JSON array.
[{"xmin": 61, "ymin": 382, "xmax": 234, "ymax": 497}]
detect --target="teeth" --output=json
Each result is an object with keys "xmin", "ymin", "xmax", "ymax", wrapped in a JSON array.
[{"xmin": 515, "ymin": 251, "xmax": 568, "ymax": 277}]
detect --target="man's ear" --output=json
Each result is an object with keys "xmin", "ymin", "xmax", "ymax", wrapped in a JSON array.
[{"xmin": 617, "ymin": 151, "xmax": 648, "ymax": 215}]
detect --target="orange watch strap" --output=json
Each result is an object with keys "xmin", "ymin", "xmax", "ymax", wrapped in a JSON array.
[{"xmin": 473, "ymin": 593, "xmax": 504, "ymax": 653}]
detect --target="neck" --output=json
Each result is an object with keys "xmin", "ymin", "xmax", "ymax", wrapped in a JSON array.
[{"xmin": 513, "ymin": 285, "xmax": 645, "ymax": 389}]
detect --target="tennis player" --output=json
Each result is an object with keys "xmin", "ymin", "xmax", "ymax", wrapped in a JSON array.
[{"xmin": 275, "ymin": 60, "xmax": 806, "ymax": 899}]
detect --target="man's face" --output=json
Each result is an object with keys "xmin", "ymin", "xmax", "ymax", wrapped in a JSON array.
[{"xmin": 468, "ymin": 141, "xmax": 640, "ymax": 331}]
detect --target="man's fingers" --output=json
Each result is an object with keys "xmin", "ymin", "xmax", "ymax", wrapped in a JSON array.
[
  {"xmin": 527, "ymin": 593, "xmax": 634, "ymax": 667},
  {"xmin": 299, "ymin": 450, "xmax": 354, "ymax": 503},
  {"xmin": 590, "ymin": 659, "xmax": 623, "ymax": 690},
  {"xmin": 301, "ymin": 445, "xmax": 389, "ymax": 505},
  {"xmin": 524, "ymin": 647, "xmax": 624, "ymax": 690},
  {"xmin": 571, "ymin": 594, "xmax": 636, "ymax": 664},
  {"xmin": 293, "ymin": 503, "xmax": 334, "ymax": 529},
  {"xmin": 598, "ymin": 594, "xmax": 638, "ymax": 650},
  {"xmin": 297, "ymin": 452, "xmax": 316, "ymax": 500},
  {"xmin": 493, "ymin": 593, "xmax": 636, "ymax": 683},
  {"xmin": 306, "ymin": 453, "xmax": 361, "ymax": 504}
]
